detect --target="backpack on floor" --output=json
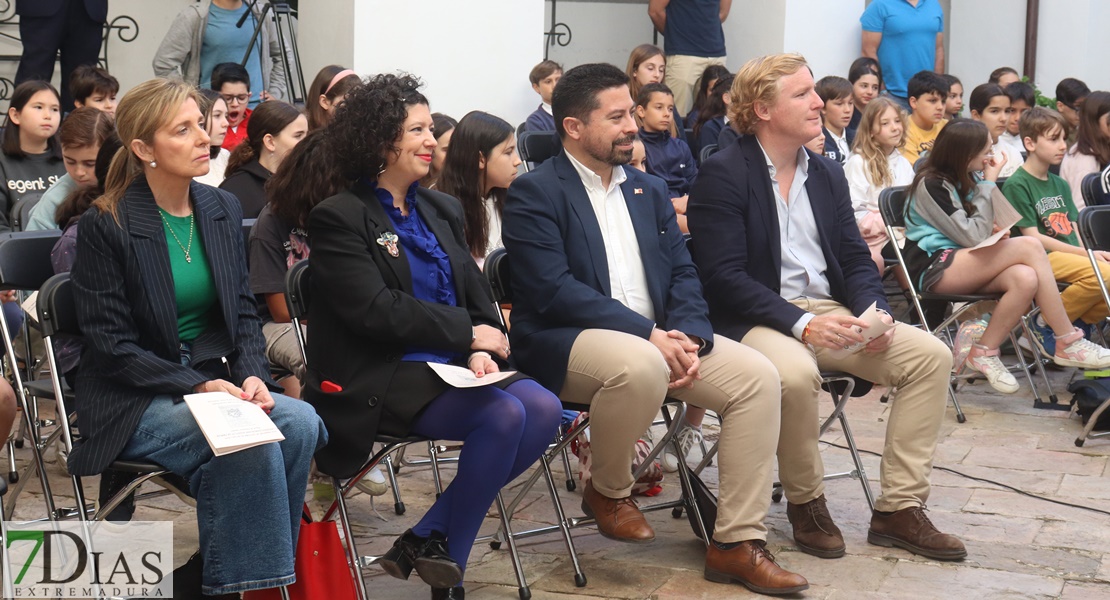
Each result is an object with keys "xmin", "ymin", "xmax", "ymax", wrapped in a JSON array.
[
  {"xmin": 1066, "ymin": 378, "xmax": 1110, "ymax": 431},
  {"xmin": 568, "ymin": 412, "xmax": 664, "ymax": 496}
]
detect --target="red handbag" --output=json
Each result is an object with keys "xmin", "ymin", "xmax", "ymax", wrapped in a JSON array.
[{"xmin": 244, "ymin": 505, "xmax": 359, "ymax": 600}]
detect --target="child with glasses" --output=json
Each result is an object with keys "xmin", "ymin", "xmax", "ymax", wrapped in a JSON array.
[{"xmin": 211, "ymin": 62, "xmax": 255, "ymax": 151}]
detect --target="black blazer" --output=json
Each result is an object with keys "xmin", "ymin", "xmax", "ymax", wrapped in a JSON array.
[
  {"xmin": 686, "ymin": 134, "xmax": 889, "ymax": 343},
  {"xmin": 219, "ymin": 159, "xmax": 270, "ymax": 219},
  {"xmin": 69, "ymin": 177, "xmax": 272, "ymax": 476},
  {"xmin": 502, "ymin": 151, "xmax": 714, "ymax": 395},
  {"xmin": 17, "ymin": 0, "xmax": 106, "ymax": 20},
  {"xmin": 303, "ymin": 182, "xmax": 505, "ymax": 478}
]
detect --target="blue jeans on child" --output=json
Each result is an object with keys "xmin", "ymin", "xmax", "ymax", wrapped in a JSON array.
[{"xmin": 117, "ymin": 393, "xmax": 326, "ymax": 595}]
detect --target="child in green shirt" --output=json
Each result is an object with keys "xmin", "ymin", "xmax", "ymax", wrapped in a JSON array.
[{"xmin": 1003, "ymin": 106, "xmax": 1110, "ymax": 355}]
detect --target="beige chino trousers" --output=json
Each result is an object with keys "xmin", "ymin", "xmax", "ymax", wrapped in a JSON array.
[
  {"xmin": 560, "ymin": 329, "xmax": 780, "ymax": 543},
  {"xmin": 741, "ymin": 298, "xmax": 952, "ymax": 513}
]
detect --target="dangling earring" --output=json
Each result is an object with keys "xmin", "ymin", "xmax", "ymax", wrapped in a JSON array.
[{"xmin": 150, "ymin": 160, "xmax": 157, "ymax": 168}]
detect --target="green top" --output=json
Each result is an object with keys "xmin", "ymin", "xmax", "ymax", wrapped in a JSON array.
[
  {"xmin": 160, "ymin": 208, "xmax": 217, "ymax": 343},
  {"xmin": 1002, "ymin": 166, "xmax": 1079, "ymax": 247}
]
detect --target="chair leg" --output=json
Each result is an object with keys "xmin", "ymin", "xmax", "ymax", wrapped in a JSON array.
[
  {"xmin": 540, "ymin": 453, "xmax": 586, "ymax": 586},
  {"xmin": 429, "ymin": 442, "xmax": 444, "ymax": 497},
  {"xmin": 1075, "ymin": 397, "xmax": 1110, "ymax": 447},
  {"xmin": 5, "ymin": 439, "xmax": 15, "ymax": 483},
  {"xmin": 384, "ymin": 454, "xmax": 405, "ymax": 515},
  {"xmin": 673, "ymin": 448, "xmax": 710, "ymax": 545},
  {"xmin": 837, "ymin": 411, "xmax": 875, "ymax": 511},
  {"xmin": 560, "ymin": 445, "xmax": 576, "ymax": 492},
  {"xmin": 495, "ymin": 492, "xmax": 531, "ymax": 600},
  {"xmin": 948, "ymin": 383, "xmax": 966, "ymax": 424},
  {"xmin": 333, "ymin": 476, "xmax": 369, "ymax": 600}
]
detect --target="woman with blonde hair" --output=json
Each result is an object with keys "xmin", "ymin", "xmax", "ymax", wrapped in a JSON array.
[
  {"xmin": 70, "ymin": 77, "xmax": 325, "ymax": 597},
  {"xmin": 845, "ymin": 96, "xmax": 915, "ymax": 275}
]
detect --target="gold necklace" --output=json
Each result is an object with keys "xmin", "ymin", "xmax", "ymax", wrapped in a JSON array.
[{"xmin": 160, "ymin": 210, "xmax": 195, "ymax": 263}]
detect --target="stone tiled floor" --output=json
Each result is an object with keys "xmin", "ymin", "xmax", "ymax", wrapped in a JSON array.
[{"xmin": 4, "ymin": 363, "xmax": 1110, "ymax": 599}]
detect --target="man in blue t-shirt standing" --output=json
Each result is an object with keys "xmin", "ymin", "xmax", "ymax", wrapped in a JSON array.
[
  {"xmin": 860, "ymin": 0, "xmax": 945, "ymax": 110},
  {"xmin": 649, "ymin": 0, "xmax": 731, "ymax": 117}
]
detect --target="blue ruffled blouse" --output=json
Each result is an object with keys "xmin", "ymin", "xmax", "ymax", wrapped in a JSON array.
[{"xmin": 374, "ymin": 181, "xmax": 458, "ymax": 364}]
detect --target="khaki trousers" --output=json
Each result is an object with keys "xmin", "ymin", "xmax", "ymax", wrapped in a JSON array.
[
  {"xmin": 560, "ymin": 329, "xmax": 780, "ymax": 543},
  {"xmin": 664, "ymin": 54, "xmax": 727, "ymax": 117},
  {"xmin": 1047, "ymin": 251, "xmax": 1110, "ymax": 324},
  {"xmin": 741, "ymin": 298, "xmax": 951, "ymax": 513}
]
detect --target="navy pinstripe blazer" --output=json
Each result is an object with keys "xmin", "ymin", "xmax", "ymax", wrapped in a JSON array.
[{"xmin": 68, "ymin": 176, "xmax": 271, "ymax": 476}]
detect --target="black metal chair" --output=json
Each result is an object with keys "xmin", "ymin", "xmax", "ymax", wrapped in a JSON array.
[
  {"xmin": 517, "ymin": 130, "xmax": 560, "ymax": 172},
  {"xmin": 0, "ymin": 231, "xmax": 66, "ymax": 516},
  {"xmin": 879, "ymin": 186, "xmax": 1058, "ymax": 421},
  {"xmin": 1082, "ymin": 172, "xmax": 1110, "ymax": 208},
  {"xmin": 699, "ymin": 143, "xmax": 719, "ymax": 164},
  {"xmin": 481, "ymin": 248, "xmax": 711, "ymax": 566},
  {"xmin": 1074, "ymin": 205, "xmax": 1110, "ymax": 446},
  {"xmin": 9, "ymin": 192, "xmax": 44, "ymax": 232},
  {"xmin": 285, "ymin": 261, "xmax": 537, "ymax": 600}
]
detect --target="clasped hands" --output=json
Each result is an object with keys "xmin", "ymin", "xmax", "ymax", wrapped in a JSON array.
[
  {"xmin": 468, "ymin": 324, "xmax": 510, "ymax": 377},
  {"xmin": 194, "ymin": 376, "xmax": 274, "ymax": 412},
  {"xmin": 650, "ymin": 328, "xmax": 702, "ymax": 390}
]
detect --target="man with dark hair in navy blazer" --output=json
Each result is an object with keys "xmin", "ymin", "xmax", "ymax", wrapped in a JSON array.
[
  {"xmin": 687, "ymin": 53, "xmax": 965, "ymax": 562},
  {"xmin": 503, "ymin": 62, "xmax": 809, "ymax": 595},
  {"xmin": 15, "ymin": 0, "xmax": 108, "ymax": 111}
]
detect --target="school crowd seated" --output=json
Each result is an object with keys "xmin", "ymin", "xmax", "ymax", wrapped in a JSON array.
[{"xmin": 6, "ymin": 0, "xmax": 1110, "ymax": 597}]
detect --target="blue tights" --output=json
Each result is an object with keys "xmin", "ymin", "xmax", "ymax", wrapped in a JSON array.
[{"xmin": 410, "ymin": 379, "xmax": 561, "ymax": 576}]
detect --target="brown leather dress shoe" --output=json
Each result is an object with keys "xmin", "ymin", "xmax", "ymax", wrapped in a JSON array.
[
  {"xmin": 786, "ymin": 494, "xmax": 845, "ymax": 558},
  {"xmin": 868, "ymin": 506, "xmax": 967, "ymax": 560},
  {"xmin": 581, "ymin": 479, "xmax": 655, "ymax": 543},
  {"xmin": 705, "ymin": 540, "xmax": 809, "ymax": 595}
]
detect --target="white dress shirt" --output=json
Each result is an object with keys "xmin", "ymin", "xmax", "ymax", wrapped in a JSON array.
[
  {"xmin": 473, "ymin": 195, "xmax": 504, "ymax": 270},
  {"xmin": 757, "ymin": 140, "xmax": 831, "ymax": 338},
  {"xmin": 566, "ymin": 150, "xmax": 655, "ymax": 320}
]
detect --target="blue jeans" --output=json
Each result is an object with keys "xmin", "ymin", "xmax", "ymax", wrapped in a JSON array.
[
  {"xmin": 118, "ymin": 393, "xmax": 326, "ymax": 595},
  {"xmin": 885, "ymin": 92, "xmax": 911, "ymax": 113}
]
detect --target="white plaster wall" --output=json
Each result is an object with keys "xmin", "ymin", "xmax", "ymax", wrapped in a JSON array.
[
  {"xmin": 946, "ymin": 0, "xmax": 1026, "ymax": 94},
  {"xmin": 1037, "ymin": 0, "xmax": 1109, "ymax": 97},
  {"xmin": 722, "ymin": 1, "xmax": 784, "ymax": 70},
  {"xmin": 298, "ymin": 0, "xmax": 356, "ymax": 85},
  {"xmin": 351, "ymin": 0, "xmax": 544, "ymax": 129},
  {"xmin": 544, "ymin": 1, "xmax": 655, "ymax": 71},
  {"xmin": 782, "ymin": 0, "xmax": 865, "ymax": 80}
]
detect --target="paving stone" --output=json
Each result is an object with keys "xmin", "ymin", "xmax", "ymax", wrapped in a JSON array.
[
  {"xmin": 1059, "ymin": 473, "xmax": 1110, "ymax": 501},
  {"xmin": 649, "ymin": 568, "xmax": 816, "ymax": 600},
  {"xmin": 959, "ymin": 541, "xmax": 1104, "ymax": 580},
  {"xmin": 930, "ymin": 464, "xmax": 1064, "ymax": 495},
  {"xmin": 1036, "ymin": 519, "xmax": 1110, "ymax": 554},
  {"xmin": 531, "ymin": 556, "xmax": 668, "ymax": 599},
  {"xmin": 875, "ymin": 561, "xmax": 1064, "ymax": 599},
  {"xmin": 935, "ymin": 510, "xmax": 1044, "ymax": 545},
  {"xmin": 965, "ymin": 488, "xmax": 1110, "ymax": 521},
  {"xmin": 1060, "ymin": 582, "xmax": 1110, "ymax": 599},
  {"xmin": 962, "ymin": 446, "xmax": 1107, "ymax": 477}
]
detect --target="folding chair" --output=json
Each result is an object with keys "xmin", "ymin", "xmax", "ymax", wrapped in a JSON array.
[
  {"xmin": 879, "ymin": 186, "xmax": 1058, "ymax": 422},
  {"xmin": 699, "ymin": 143, "xmax": 719, "ymax": 164},
  {"xmin": 0, "ymin": 230, "xmax": 68, "ymax": 519},
  {"xmin": 1074, "ymin": 205, "xmax": 1110, "ymax": 446},
  {"xmin": 517, "ymin": 130, "xmax": 560, "ymax": 172},
  {"xmin": 9, "ymin": 192, "xmax": 44, "ymax": 233},
  {"xmin": 481, "ymin": 248, "xmax": 713, "ymax": 580},
  {"xmin": 285, "ymin": 261, "xmax": 539, "ymax": 600},
  {"xmin": 38, "ymin": 271, "xmax": 293, "ymax": 599},
  {"xmin": 1081, "ymin": 171, "xmax": 1110, "ymax": 208}
]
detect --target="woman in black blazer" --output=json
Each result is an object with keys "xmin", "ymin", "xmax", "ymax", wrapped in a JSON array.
[
  {"xmin": 70, "ymin": 78, "xmax": 325, "ymax": 597},
  {"xmin": 304, "ymin": 74, "xmax": 561, "ymax": 600}
]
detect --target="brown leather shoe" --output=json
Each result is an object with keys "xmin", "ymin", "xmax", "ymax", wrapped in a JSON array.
[
  {"xmin": 581, "ymin": 479, "xmax": 655, "ymax": 543},
  {"xmin": 786, "ymin": 494, "xmax": 845, "ymax": 558},
  {"xmin": 705, "ymin": 540, "xmax": 809, "ymax": 595},
  {"xmin": 868, "ymin": 506, "xmax": 967, "ymax": 560}
]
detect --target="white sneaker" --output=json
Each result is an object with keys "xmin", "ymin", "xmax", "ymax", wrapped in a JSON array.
[
  {"xmin": 1054, "ymin": 327, "xmax": 1110, "ymax": 369},
  {"xmin": 965, "ymin": 344, "xmax": 1019, "ymax": 393},
  {"xmin": 661, "ymin": 426, "xmax": 702, "ymax": 472},
  {"xmin": 354, "ymin": 465, "xmax": 389, "ymax": 496}
]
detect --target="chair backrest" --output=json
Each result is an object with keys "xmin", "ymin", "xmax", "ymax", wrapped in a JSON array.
[
  {"xmin": 284, "ymin": 259, "xmax": 311, "ymax": 322},
  {"xmin": 1082, "ymin": 172, "xmax": 1110, "ymax": 207},
  {"xmin": 242, "ymin": 218, "xmax": 257, "ymax": 264},
  {"xmin": 0, "ymin": 230, "xmax": 63, "ymax": 291},
  {"xmin": 878, "ymin": 185, "xmax": 909, "ymax": 229},
  {"xmin": 1078, "ymin": 205, "xmax": 1110, "ymax": 252},
  {"xmin": 38, "ymin": 272, "xmax": 79, "ymax": 339},
  {"xmin": 517, "ymin": 130, "xmax": 560, "ymax": 171},
  {"xmin": 483, "ymin": 247, "xmax": 512, "ymax": 304},
  {"xmin": 699, "ymin": 144, "xmax": 719, "ymax": 164},
  {"xmin": 11, "ymin": 192, "xmax": 44, "ymax": 232}
]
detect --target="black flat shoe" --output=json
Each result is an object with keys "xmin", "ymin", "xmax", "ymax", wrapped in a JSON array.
[
  {"xmin": 431, "ymin": 586, "xmax": 465, "ymax": 600},
  {"xmin": 377, "ymin": 529, "xmax": 422, "ymax": 580},
  {"xmin": 412, "ymin": 532, "xmax": 463, "ymax": 589}
]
